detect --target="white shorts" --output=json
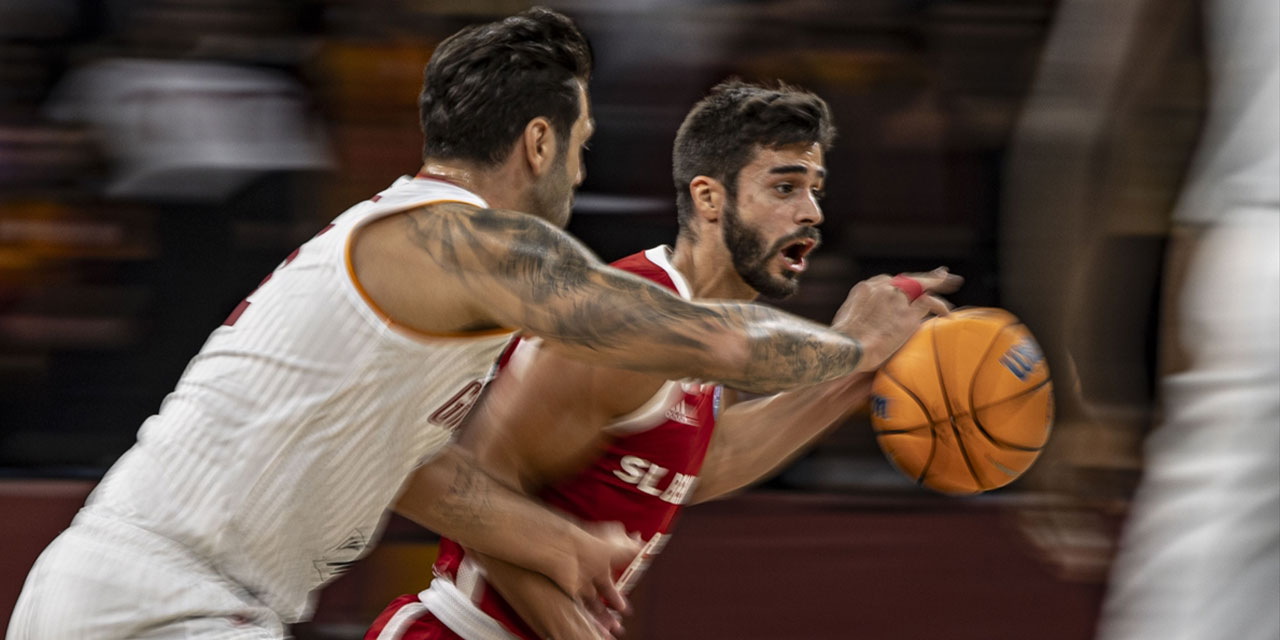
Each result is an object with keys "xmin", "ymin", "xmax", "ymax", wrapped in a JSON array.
[{"xmin": 7, "ymin": 512, "xmax": 285, "ymax": 640}]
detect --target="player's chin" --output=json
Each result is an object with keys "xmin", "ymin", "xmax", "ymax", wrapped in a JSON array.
[
  {"xmin": 763, "ymin": 272, "xmax": 802, "ymax": 299},
  {"xmin": 776, "ymin": 260, "xmax": 804, "ymax": 282}
]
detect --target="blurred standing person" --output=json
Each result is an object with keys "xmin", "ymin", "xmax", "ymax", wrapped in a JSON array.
[
  {"xmin": 363, "ymin": 80, "xmax": 959, "ymax": 640},
  {"xmin": 8, "ymin": 8, "xmax": 954, "ymax": 640},
  {"xmin": 1098, "ymin": 0, "xmax": 1280, "ymax": 638}
]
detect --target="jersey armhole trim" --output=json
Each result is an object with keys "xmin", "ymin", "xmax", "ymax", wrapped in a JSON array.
[
  {"xmin": 604, "ymin": 380, "xmax": 684, "ymax": 435},
  {"xmin": 344, "ymin": 198, "xmax": 516, "ymax": 340}
]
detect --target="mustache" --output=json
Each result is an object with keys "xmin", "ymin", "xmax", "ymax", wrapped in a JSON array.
[{"xmin": 768, "ymin": 227, "xmax": 823, "ymax": 255}]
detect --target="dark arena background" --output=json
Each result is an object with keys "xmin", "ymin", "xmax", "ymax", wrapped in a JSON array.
[{"xmin": 2, "ymin": 1, "xmax": 1265, "ymax": 639}]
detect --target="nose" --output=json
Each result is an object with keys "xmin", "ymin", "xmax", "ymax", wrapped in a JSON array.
[
  {"xmin": 574, "ymin": 164, "xmax": 586, "ymax": 188},
  {"xmin": 796, "ymin": 193, "xmax": 823, "ymax": 226}
]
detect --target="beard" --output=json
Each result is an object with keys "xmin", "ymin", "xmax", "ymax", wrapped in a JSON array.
[
  {"xmin": 722, "ymin": 197, "xmax": 820, "ymax": 299},
  {"xmin": 530, "ymin": 148, "xmax": 575, "ymax": 227}
]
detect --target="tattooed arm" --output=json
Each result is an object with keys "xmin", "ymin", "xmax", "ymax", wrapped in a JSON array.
[{"xmin": 352, "ymin": 203, "xmax": 955, "ymax": 393}]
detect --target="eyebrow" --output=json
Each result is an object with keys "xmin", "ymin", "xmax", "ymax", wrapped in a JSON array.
[{"xmin": 769, "ymin": 164, "xmax": 827, "ymax": 178}]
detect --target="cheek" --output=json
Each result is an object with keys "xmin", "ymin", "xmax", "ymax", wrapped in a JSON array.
[
  {"xmin": 747, "ymin": 198, "xmax": 796, "ymax": 235},
  {"xmin": 738, "ymin": 191, "xmax": 775, "ymax": 220}
]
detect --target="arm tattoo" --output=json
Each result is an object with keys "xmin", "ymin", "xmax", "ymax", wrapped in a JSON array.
[{"xmin": 402, "ymin": 204, "xmax": 862, "ymax": 391}]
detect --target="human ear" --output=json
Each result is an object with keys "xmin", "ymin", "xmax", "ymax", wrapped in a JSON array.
[
  {"xmin": 689, "ymin": 176, "xmax": 726, "ymax": 222},
  {"xmin": 523, "ymin": 117, "xmax": 555, "ymax": 176}
]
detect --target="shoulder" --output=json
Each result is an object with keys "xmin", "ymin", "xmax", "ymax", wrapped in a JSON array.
[
  {"xmin": 396, "ymin": 202, "xmax": 554, "ymax": 248},
  {"xmin": 420, "ymin": 204, "xmax": 579, "ymax": 249},
  {"xmin": 347, "ymin": 202, "xmax": 557, "ymax": 334},
  {"xmin": 399, "ymin": 204, "xmax": 599, "ymax": 280}
]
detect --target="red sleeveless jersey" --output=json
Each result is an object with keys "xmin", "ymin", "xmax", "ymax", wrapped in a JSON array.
[{"xmin": 432, "ymin": 247, "xmax": 720, "ymax": 639}]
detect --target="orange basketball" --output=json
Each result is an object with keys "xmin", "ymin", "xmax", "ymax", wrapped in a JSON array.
[{"xmin": 870, "ymin": 307, "xmax": 1053, "ymax": 494}]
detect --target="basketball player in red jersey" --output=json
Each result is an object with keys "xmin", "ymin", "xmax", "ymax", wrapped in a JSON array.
[
  {"xmin": 10, "ymin": 9, "xmax": 956, "ymax": 640},
  {"xmin": 365, "ymin": 80, "xmax": 961, "ymax": 640}
]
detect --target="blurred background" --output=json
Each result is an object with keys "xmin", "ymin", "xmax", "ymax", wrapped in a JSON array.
[{"xmin": 0, "ymin": 0, "xmax": 1253, "ymax": 638}]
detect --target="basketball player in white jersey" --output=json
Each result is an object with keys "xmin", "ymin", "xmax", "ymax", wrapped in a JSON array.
[
  {"xmin": 9, "ymin": 9, "xmax": 955, "ymax": 640},
  {"xmin": 365, "ymin": 80, "xmax": 962, "ymax": 640}
]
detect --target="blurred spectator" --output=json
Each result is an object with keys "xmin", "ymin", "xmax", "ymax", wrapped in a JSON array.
[
  {"xmin": 47, "ymin": 58, "xmax": 331, "ymax": 201},
  {"xmin": 44, "ymin": 0, "xmax": 332, "ymax": 200}
]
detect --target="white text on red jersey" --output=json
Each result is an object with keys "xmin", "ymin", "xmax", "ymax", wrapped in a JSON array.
[{"xmin": 612, "ymin": 455, "xmax": 699, "ymax": 505}]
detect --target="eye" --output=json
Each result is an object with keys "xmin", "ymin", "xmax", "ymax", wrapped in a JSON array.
[
  {"xmin": 774, "ymin": 183, "xmax": 794, "ymax": 195},
  {"xmin": 811, "ymin": 187, "xmax": 827, "ymax": 200}
]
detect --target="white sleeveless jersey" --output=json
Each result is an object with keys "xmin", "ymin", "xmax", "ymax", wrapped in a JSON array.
[{"xmin": 83, "ymin": 176, "xmax": 515, "ymax": 622}]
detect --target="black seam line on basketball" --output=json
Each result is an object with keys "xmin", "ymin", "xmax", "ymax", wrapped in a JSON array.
[
  {"xmin": 931, "ymin": 321, "xmax": 987, "ymax": 491},
  {"xmin": 919, "ymin": 422, "xmax": 938, "ymax": 486},
  {"xmin": 882, "ymin": 369, "xmax": 939, "ymax": 485},
  {"xmin": 968, "ymin": 376, "xmax": 1052, "ymax": 452},
  {"xmin": 874, "ymin": 427, "xmax": 930, "ymax": 436},
  {"xmin": 966, "ymin": 320, "xmax": 1024, "ymax": 406},
  {"xmin": 968, "ymin": 322, "xmax": 1049, "ymax": 452},
  {"xmin": 879, "ymin": 371, "xmax": 940, "ymax": 433},
  {"xmin": 965, "ymin": 321, "xmax": 1025, "ymax": 417},
  {"xmin": 948, "ymin": 413, "xmax": 987, "ymax": 491},
  {"xmin": 970, "ymin": 376, "xmax": 1052, "ymax": 414}
]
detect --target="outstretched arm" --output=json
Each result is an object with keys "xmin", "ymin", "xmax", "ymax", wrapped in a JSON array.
[
  {"xmin": 416, "ymin": 205, "xmax": 862, "ymax": 392},
  {"xmin": 690, "ymin": 372, "xmax": 875, "ymax": 503},
  {"xmin": 354, "ymin": 205, "xmax": 956, "ymax": 394}
]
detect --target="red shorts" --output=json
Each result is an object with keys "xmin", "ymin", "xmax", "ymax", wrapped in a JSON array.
[{"xmin": 364, "ymin": 594, "xmax": 464, "ymax": 640}]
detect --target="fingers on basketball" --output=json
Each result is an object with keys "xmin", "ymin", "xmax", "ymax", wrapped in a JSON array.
[
  {"xmin": 913, "ymin": 294, "xmax": 953, "ymax": 317},
  {"xmin": 905, "ymin": 267, "xmax": 964, "ymax": 294}
]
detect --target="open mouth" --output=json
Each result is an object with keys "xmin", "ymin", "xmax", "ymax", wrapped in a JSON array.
[{"xmin": 779, "ymin": 238, "xmax": 817, "ymax": 273}]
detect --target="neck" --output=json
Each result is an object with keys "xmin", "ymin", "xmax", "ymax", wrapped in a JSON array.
[
  {"xmin": 669, "ymin": 232, "xmax": 760, "ymax": 302},
  {"xmin": 417, "ymin": 159, "xmax": 526, "ymax": 212}
]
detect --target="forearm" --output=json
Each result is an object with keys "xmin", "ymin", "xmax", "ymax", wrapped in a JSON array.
[
  {"xmin": 691, "ymin": 373, "xmax": 872, "ymax": 503},
  {"xmin": 473, "ymin": 552, "xmax": 606, "ymax": 640},
  {"xmin": 732, "ymin": 304, "xmax": 866, "ymax": 391},
  {"xmin": 540, "ymin": 295, "xmax": 865, "ymax": 395},
  {"xmin": 393, "ymin": 445, "xmax": 581, "ymax": 581}
]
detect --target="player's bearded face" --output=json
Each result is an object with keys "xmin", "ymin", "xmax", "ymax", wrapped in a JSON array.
[{"xmin": 722, "ymin": 195, "xmax": 820, "ymax": 299}]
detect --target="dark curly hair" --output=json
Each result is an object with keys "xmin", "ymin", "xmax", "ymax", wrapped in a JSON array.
[
  {"xmin": 672, "ymin": 79, "xmax": 836, "ymax": 234},
  {"xmin": 419, "ymin": 7, "xmax": 593, "ymax": 166}
]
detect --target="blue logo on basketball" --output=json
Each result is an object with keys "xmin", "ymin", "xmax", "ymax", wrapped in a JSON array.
[
  {"xmin": 871, "ymin": 395, "xmax": 889, "ymax": 420},
  {"xmin": 1000, "ymin": 339, "xmax": 1044, "ymax": 381}
]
